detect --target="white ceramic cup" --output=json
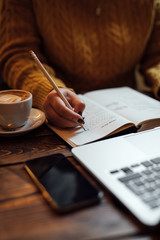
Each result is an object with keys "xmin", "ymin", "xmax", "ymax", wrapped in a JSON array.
[{"xmin": 0, "ymin": 89, "xmax": 32, "ymax": 130}]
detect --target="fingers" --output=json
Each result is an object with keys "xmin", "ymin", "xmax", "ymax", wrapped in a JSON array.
[
  {"xmin": 67, "ymin": 90, "xmax": 85, "ymax": 114},
  {"xmin": 44, "ymin": 102, "xmax": 78, "ymax": 128},
  {"xmin": 43, "ymin": 89, "xmax": 85, "ymax": 128}
]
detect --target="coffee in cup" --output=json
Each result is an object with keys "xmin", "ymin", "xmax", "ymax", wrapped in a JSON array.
[{"xmin": 0, "ymin": 89, "xmax": 32, "ymax": 130}]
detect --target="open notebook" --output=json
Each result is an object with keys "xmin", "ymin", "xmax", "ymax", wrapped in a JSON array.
[
  {"xmin": 72, "ymin": 127, "xmax": 160, "ymax": 227},
  {"xmin": 47, "ymin": 87, "xmax": 160, "ymax": 147}
]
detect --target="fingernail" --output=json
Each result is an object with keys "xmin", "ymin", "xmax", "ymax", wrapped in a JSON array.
[
  {"xmin": 78, "ymin": 111, "xmax": 82, "ymax": 116},
  {"xmin": 78, "ymin": 118, "xmax": 85, "ymax": 124}
]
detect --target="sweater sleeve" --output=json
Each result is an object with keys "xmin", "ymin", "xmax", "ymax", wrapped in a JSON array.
[
  {"xmin": 0, "ymin": 0, "xmax": 68, "ymax": 110},
  {"xmin": 140, "ymin": 1, "xmax": 160, "ymax": 100}
]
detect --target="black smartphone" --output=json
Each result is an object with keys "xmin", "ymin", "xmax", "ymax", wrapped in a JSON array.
[{"xmin": 24, "ymin": 153, "xmax": 103, "ymax": 213}]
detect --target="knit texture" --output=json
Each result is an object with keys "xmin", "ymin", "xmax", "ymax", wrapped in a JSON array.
[{"xmin": 0, "ymin": 0, "xmax": 160, "ymax": 110}]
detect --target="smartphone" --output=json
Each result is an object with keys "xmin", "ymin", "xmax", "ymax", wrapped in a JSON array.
[{"xmin": 24, "ymin": 153, "xmax": 103, "ymax": 213}]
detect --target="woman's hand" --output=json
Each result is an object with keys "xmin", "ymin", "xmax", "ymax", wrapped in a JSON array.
[{"xmin": 43, "ymin": 88, "xmax": 85, "ymax": 128}]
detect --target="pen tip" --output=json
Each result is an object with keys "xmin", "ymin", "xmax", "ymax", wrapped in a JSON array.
[{"xmin": 82, "ymin": 125, "xmax": 86, "ymax": 131}]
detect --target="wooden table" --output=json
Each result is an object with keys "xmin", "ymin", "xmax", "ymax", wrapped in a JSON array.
[{"xmin": 0, "ymin": 79, "xmax": 159, "ymax": 240}]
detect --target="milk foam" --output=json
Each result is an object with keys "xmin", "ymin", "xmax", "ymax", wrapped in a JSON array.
[{"xmin": 0, "ymin": 94, "xmax": 22, "ymax": 103}]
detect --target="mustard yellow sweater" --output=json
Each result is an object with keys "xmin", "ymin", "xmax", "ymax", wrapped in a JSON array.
[{"xmin": 1, "ymin": 0, "xmax": 160, "ymax": 110}]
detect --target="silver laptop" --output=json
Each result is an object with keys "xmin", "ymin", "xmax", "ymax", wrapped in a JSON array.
[{"xmin": 72, "ymin": 127, "xmax": 160, "ymax": 227}]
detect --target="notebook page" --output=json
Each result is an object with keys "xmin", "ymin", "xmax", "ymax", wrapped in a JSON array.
[
  {"xmin": 47, "ymin": 95, "xmax": 133, "ymax": 147},
  {"xmin": 85, "ymin": 87, "xmax": 160, "ymax": 125}
]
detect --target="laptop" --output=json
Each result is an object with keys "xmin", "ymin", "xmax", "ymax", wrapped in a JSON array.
[{"xmin": 72, "ymin": 127, "xmax": 160, "ymax": 227}]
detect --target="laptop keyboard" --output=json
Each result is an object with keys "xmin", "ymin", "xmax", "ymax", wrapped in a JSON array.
[{"xmin": 110, "ymin": 157, "xmax": 160, "ymax": 209}]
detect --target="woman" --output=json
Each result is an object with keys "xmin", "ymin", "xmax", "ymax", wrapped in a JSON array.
[{"xmin": 0, "ymin": 0, "xmax": 160, "ymax": 128}]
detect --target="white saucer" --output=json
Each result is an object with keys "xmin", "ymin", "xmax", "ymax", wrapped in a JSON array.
[{"xmin": 0, "ymin": 108, "xmax": 46, "ymax": 137}]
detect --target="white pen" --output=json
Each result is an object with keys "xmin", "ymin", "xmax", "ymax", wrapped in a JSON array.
[{"xmin": 30, "ymin": 50, "xmax": 86, "ymax": 130}]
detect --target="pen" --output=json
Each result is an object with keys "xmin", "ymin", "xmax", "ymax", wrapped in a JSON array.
[{"xmin": 30, "ymin": 50, "xmax": 86, "ymax": 130}]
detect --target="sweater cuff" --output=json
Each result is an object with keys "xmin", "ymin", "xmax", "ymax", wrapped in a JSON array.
[
  {"xmin": 32, "ymin": 76, "xmax": 74, "ymax": 110},
  {"xmin": 145, "ymin": 63, "xmax": 160, "ymax": 100}
]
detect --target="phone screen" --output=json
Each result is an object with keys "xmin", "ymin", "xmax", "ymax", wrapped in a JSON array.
[{"xmin": 25, "ymin": 153, "xmax": 103, "ymax": 213}]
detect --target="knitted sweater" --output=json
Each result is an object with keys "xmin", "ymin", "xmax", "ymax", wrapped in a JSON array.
[{"xmin": 1, "ymin": 0, "xmax": 160, "ymax": 110}]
